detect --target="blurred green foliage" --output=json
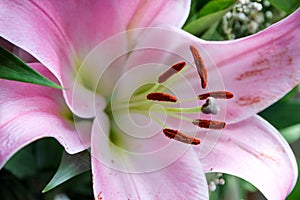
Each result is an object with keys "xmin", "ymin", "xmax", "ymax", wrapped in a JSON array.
[
  {"xmin": 268, "ymin": 0, "xmax": 300, "ymax": 13},
  {"xmin": 184, "ymin": 0, "xmax": 236, "ymax": 35},
  {"xmin": 2, "ymin": 139, "xmax": 93, "ymax": 200}
]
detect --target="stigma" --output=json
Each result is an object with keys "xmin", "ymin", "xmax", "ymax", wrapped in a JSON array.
[{"xmin": 201, "ymin": 97, "xmax": 220, "ymax": 115}]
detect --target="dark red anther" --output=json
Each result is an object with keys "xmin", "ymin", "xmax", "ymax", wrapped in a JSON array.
[
  {"xmin": 147, "ymin": 92, "xmax": 177, "ymax": 102},
  {"xmin": 163, "ymin": 128, "xmax": 200, "ymax": 145},
  {"xmin": 198, "ymin": 91, "xmax": 234, "ymax": 100},
  {"xmin": 189, "ymin": 45, "xmax": 208, "ymax": 89},
  {"xmin": 158, "ymin": 62, "xmax": 186, "ymax": 83},
  {"xmin": 192, "ymin": 119, "xmax": 226, "ymax": 130}
]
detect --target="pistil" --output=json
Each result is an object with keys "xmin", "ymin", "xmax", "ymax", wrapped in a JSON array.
[
  {"xmin": 108, "ymin": 45, "xmax": 232, "ymax": 146},
  {"xmin": 201, "ymin": 97, "xmax": 220, "ymax": 115}
]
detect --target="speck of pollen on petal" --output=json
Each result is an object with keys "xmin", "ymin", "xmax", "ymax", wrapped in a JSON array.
[{"xmin": 104, "ymin": 45, "xmax": 233, "ymax": 146}]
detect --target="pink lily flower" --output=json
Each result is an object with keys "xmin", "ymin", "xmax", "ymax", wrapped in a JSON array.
[{"xmin": 0, "ymin": 1, "xmax": 299, "ymax": 199}]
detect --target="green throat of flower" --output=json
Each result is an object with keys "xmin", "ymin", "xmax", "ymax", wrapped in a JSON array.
[{"xmin": 104, "ymin": 45, "xmax": 234, "ymax": 146}]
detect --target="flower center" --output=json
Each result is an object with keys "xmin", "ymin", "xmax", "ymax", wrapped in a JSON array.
[{"xmin": 105, "ymin": 45, "xmax": 233, "ymax": 146}]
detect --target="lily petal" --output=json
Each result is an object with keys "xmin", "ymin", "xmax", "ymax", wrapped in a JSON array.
[
  {"xmin": 92, "ymin": 150, "xmax": 208, "ymax": 199},
  {"xmin": 90, "ymin": 111, "xmax": 208, "ymax": 199},
  {"xmin": 0, "ymin": 0, "xmax": 191, "ymax": 118},
  {"xmin": 200, "ymin": 8, "xmax": 300, "ymax": 123},
  {"xmin": 120, "ymin": 9, "xmax": 300, "ymax": 124},
  {"xmin": 197, "ymin": 115, "xmax": 298, "ymax": 200},
  {"xmin": 0, "ymin": 0, "xmax": 124, "ymax": 117},
  {"xmin": 0, "ymin": 64, "xmax": 92, "ymax": 168},
  {"xmin": 120, "ymin": 0, "xmax": 191, "ymax": 30}
]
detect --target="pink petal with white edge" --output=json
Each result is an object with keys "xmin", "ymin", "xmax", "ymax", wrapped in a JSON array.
[
  {"xmin": 91, "ymin": 111, "xmax": 208, "ymax": 199},
  {"xmin": 197, "ymin": 115, "xmax": 298, "ymax": 200},
  {"xmin": 199, "ymin": 8, "xmax": 300, "ymax": 123},
  {"xmin": 0, "ymin": 64, "xmax": 92, "ymax": 168},
  {"xmin": 0, "ymin": 0, "xmax": 191, "ymax": 118}
]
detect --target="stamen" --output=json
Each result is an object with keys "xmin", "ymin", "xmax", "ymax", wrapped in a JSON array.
[
  {"xmin": 147, "ymin": 92, "xmax": 177, "ymax": 102},
  {"xmin": 201, "ymin": 97, "xmax": 220, "ymax": 115},
  {"xmin": 189, "ymin": 45, "xmax": 208, "ymax": 89},
  {"xmin": 163, "ymin": 128, "xmax": 200, "ymax": 145},
  {"xmin": 165, "ymin": 106, "xmax": 202, "ymax": 114},
  {"xmin": 158, "ymin": 62, "xmax": 186, "ymax": 83},
  {"xmin": 192, "ymin": 119, "xmax": 226, "ymax": 130},
  {"xmin": 198, "ymin": 91, "xmax": 234, "ymax": 100}
]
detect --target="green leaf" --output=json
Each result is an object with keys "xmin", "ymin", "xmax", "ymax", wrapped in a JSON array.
[
  {"xmin": 183, "ymin": 0, "xmax": 236, "ymax": 35},
  {"xmin": 198, "ymin": 0, "xmax": 236, "ymax": 17},
  {"xmin": 42, "ymin": 151, "xmax": 91, "ymax": 193},
  {"xmin": 0, "ymin": 46, "xmax": 61, "ymax": 89},
  {"xmin": 222, "ymin": 175, "xmax": 244, "ymax": 199},
  {"xmin": 184, "ymin": 0, "xmax": 211, "ymax": 24},
  {"xmin": 280, "ymin": 124, "xmax": 300, "ymax": 143},
  {"xmin": 268, "ymin": 0, "xmax": 300, "ymax": 14},
  {"xmin": 259, "ymin": 101, "xmax": 300, "ymax": 130},
  {"xmin": 201, "ymin": 21, "xmax": 224, "ymax": 41}
]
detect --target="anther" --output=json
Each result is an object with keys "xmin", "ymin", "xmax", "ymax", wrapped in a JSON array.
[
  {"xmin": 189, "ymin": 45, "xmax": 208, "ymax": 89},
  {"xmin": 201, "ymin": 97, "xmax": 220, "ymax": 115},
  {"xmin": 158, "ymin": 62, "xmax": 186, "ymax": 83},
  {"xmin": 198, "ymin": 91, "xmax": 234, "ymax": 100},
  {"xmin": 163, "ymin": 128, "xmax": 200, "ymax": 145},
  {"xmin": 147, "ymin": 92, "xmax": 177, "ymax": 102},
  {"xmin": 192, "ymin": 119, "xmax": 226, "ymax": 130}
]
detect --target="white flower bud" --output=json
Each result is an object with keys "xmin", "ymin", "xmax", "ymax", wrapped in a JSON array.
[{"xmin": 208, "ymin": 181, "xmax": 217, "ymax": 192}]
